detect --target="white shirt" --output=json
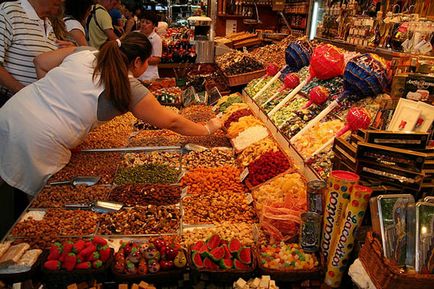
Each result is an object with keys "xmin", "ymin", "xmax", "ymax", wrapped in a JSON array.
[
  {"xmin": 139, "ymin": 31, "xmax": 162, "ymax": 81},
  {"xmin": 64, "ymin": 17, "xmax": 85, "ymax": 34},
  {"xmin": 0, "ymin": 50, "xmax": 104, "ymax": 195}
]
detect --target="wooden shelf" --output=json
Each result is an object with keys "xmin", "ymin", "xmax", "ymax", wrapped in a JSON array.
[{"xmin": 217, "ymin": 13, "xmax": 249, "ymax": 18}]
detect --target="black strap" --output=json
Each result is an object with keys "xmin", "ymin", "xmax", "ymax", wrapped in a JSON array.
[{"xmin": 87, "ymin": 5, "xmax": 105, "ymax": 33}]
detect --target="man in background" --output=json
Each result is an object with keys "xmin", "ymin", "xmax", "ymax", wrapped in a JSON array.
[
  {"xmin": 88, "ymin": 0, "xmax": 119, "ymax": 48},
  {"xmin": 138, "ymin": 11, "xmax": 162, "ymax": 81}
]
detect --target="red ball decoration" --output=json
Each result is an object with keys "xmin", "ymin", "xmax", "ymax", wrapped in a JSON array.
[
  {"xmin": 283, "ymin": 73, "xmax": 300, "ymax": 89},
  {"xmin": 309, "ymin": 86, "xmax": 329, "ymax": 105},
  {"xmin": 309, "ymin": 44, "xmax": 345, "ymax": 80},
  {"xmin": 266, "ymin": 63, "xmax": 280, "ymax": 76},
  {"xmin": 336, "ymin": 107, "xmax": 371, "ymax": 137}
]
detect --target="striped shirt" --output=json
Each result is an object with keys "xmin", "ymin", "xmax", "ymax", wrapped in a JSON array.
[{"xmin": 0, "ymin": 0, "xmax": 58, "ymax": 96}]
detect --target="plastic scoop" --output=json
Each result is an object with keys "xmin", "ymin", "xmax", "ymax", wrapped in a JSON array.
[{"xmin": 49, "ymin": 176, "xmax": 101, "ymax": 186}]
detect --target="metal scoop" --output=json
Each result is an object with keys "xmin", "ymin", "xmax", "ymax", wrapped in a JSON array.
[
  {"xmin": 65, "ymin": 200, "xmax": 123, "ymax": 213},
  {"xmin": 49, "ymin": 176, "xmax": 101, "ymax": 186}
]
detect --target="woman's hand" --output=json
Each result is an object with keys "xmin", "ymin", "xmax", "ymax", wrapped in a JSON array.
[{"xmin": 205, "ymin": 117, "xmax": 222, "ymax": 135}]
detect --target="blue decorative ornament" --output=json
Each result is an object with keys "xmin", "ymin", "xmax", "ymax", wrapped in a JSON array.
[
  {"xmin": 285, "ymin": 41, "xmax": 312, "ymax": 72},
  {"xmin": 343, "ymin": 53, "xmax": 388, "ymax": 99}
]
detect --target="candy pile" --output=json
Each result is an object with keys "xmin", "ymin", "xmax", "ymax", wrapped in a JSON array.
[
  {"xmin": 122, "ymin": 152, "xmax": 182, "ymax": 168},
  {"xmin": 190, "ymin": 235, "xmax": 253, "ymax": 271},
  {"xmin": 271, "ymin": 97, "xmax": 307, "ymax": 128},
  {"xmin": 227, "ymin": 116, "xmax": 264, "ymax": 139},
  {"xmin": 113, "ymin": 238, "xmax": 186, "ymax": 275},
  {"xmin": 237, "ymin": 138, "xmax": 279, "ymax": 167},
  {"xmin": 183, "ymin": 148, "xmax": 235, "ymax": 169},
  {"xmin": 215, "ymin": 94, "xmax": 244, "ymax": 113},
  {"xmin": 253, "ymin": 172, "xmax": 306, "ymax": 212},
  {"xmin": 232, "ymin": 126, "xmax": 269, "ymax": 152},
  {"xmin": 97, "ymin": 205, "xmax": 180, "ymax": 235},
  {"xmin": 224, "ymin": 109, "xmax": 253, "ymax": 129},
  {"xmin": 247, "ymin": 151, "xmax": 292, "ymax": 187},
  {"xmin": 258, "ymin": 243, "xmax": 318, "ymax": 270},
  {"xmin": 182, "ymin": 222, "xmax": 254, "ymax": 247}
]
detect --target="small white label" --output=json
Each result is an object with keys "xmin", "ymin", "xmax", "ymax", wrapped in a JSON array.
[
  {"xmin": 216, "ymin": 112, "xmax": 223, "ymax": 118},
  {"xmin": 181, "ymin": 187, "xmax": 188, "ymax": 199},
  {"xmin": 246, "ymin": 193, "xmax": 253, "ymax": 204},
  {"xmin": 240, "ymin": 167, "xmax": 249, "ymax": 182}
]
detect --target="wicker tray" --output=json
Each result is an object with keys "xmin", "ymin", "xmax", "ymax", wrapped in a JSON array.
[
  {"xmin": 225, "ymin": 69, "xmax": 266, "ymax": 87},
  {"xmin": 359, "ymin": 232, "xmax": 434, "ymax": 289},
  {"xmin": 41, "ymin": 249, "xmax": 114, "ymax": 289}
]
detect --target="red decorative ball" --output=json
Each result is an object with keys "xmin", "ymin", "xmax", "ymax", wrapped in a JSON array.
[
  {"xmin": 266, "ymin": 63, "xmax": 280, "ymax": 76},
  {"xmin": 309, "ymin": 44, "xmax": 345, "ymax": 80},
  {"xmin": 309, "ymin": 86, "xmax": 329, "ymax": 105},
  {"xmin": 283, "ymin": 73, "xmax": 300, "ymax": 89}
]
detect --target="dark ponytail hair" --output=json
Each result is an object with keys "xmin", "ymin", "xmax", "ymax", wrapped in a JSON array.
[{"xmin": 93, "ymin": 32, "xmax": 152, "ymax": 112}]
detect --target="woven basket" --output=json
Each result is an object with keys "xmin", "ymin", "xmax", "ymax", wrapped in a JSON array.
[
  {"xmin": 359, "ymin": 232, "xmax": 434, "ymax": 289},
  {"xmin": 225, "ymin": 69, "xmax": 266, "ymax": 87}
]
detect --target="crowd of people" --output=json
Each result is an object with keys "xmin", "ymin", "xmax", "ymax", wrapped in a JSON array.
[{"xmin": 0, "ymin": 0, "xmax": 221, "ymax": 238}]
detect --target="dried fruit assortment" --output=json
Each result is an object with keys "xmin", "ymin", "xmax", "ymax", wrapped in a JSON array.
[
  {"xmin": 31, "ymin": 185, "xmax": 111, "ymax": 208},
  {"xmin": 232, "ymin": 126, "xmax": 269, "ymax": 153},
  {"xmin": 182, "ymin": 222, "xmax": 254, "ymax": 247},
  {"xmin": 237, "ymin": 138, "xmax": 279, "ymax": 167},
  {"xmin": 227, "ymin": 116, "xmax": 263, "ymax": 139},
  {"xmin": 108, "ymin": 184, "xmax": 181, "ymax": 206},
  {"xmin": 259, "ymin": 243, "xmax": 318, "ymax": 270},
  {"xmin": 181, "ymin": 166, "xmax": 248, "ymax": 195},
  {"xmin": 180, "ymin": 105, "xmax": 215, "ymax": 122},
  {"xmin": 183, "ymin": 148, "xmax": 235, "ymax": 170},
  {"xmin": 43, "ymin": 237, "xmax": 111, "ymax": 271},
  {"xmin": 11, "ymin": 209, "xmax": 99, "ymax": 248},
  {"xmin": 293, "ymin": 119, "xmax": 344, "ymax": 159},
  {"xmin": 183, "ymin": 190, "xmax": 256, "ymax": 224},
  {"xmin": 183, "ymin": 135, "xmax": 232, "ymax": 148},
  {"xmin": 114, "ymin": 164, "xmax": 180, "ymax": 185},
  {"xmin": 216, "ymin": 51, "xmax": 263, "ymax": 76},
  {"xmin": 128, "ymin": 130, "xmax": 184, "ymax": 147},
  {"xmin": 190, "ymin": 235, "xmax": 253, "ymax": 271},
  {"xmin": 246, "ymin": 151, "xmax": 293, "ymax": 187},
  {"xmin": 122, "ymin": 152, "xmax": 182, "ymax": 168},
  {"xmin": 77, "ymin": 113, "xmax": 136, "ymax": 150},
  {"xmin": 220, "ymin": 103, "xmax": 250, "ymax": 123},
  {"xmin": 49, "ymin": 152, "xmax": 121, "ymax": 184},
  {"xmin": 223, "ymin": 109, "xmax": 252, "ymax": 129},
  {"xmin": 97, "ymin": 205, "xmax": 180, "ymax": 235},
  {"xmin": 214, "ymin": 94, "xmax": 243, "ymax": 113},
  {"xmin": 113, "ymin": 238, "xmax": 186, "ymax": 275}
]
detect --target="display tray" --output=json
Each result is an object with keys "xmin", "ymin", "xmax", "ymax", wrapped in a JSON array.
[
  {"xmin": 188, "ymin": 248, "xmax": 256, "ymax": 283},
  {"xmin": 111, "ymin": 249, "xmax": 188, "ymax": 284},
  {"xmin": 0, "ymin": 250, "xmax": 47, "ymax": 284},
  {"xmin": 359, "ymin": 232, "xmax": 434, "ymax": 289},
  {"xmin": 224, "ymin": 69, "xmax": 266, "ymax": 87},
  {"xmin": 41, "ymin": 249, "xmax": 114, "ymax": 289}
]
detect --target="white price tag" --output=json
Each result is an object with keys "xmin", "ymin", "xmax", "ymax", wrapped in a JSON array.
[
  {"xmin": 246, "ymin": 193, "xmax": 253, "ymax": 204},
  {"xmin": 240, "ymin": 167, "xmax": 249, "ymax": 182},
  {"xmin": 181, "ymin": 187, "xmax": 188, "ymax": 199},
  {"xmin": 216, "ymin": 112, "xmax": 223, "ymax": 118}
]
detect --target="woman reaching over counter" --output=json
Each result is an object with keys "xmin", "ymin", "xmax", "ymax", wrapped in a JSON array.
[{"xmin": 0, "ymin": 32, "xmax": 221, "ymax": 197}]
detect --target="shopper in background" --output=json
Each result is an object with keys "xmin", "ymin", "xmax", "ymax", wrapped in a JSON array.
[
  {"xmin": 0, "ymin": 31, "xmax": 222, "ymax": 199},
  {"xmin": 109, "ymin": 4, "xmax": 124, "ymax": 37},
  {"xmin": 88, "ymin": 0, "xmax": 119, "ymax": 48},
  {"xmin": 123, "ymin": 5, "xmax": 137, "ymax": 34},
  {"xmin": 138, "ymin": 11, "xmax": 162, "ymax": 81},
  {"xmin": 0, "ymin": 0, "xmax": 62, "ymax": 107},
  {"xmin": 64, "ymin": 0, "xmax": 93, "ymax": 46}
]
